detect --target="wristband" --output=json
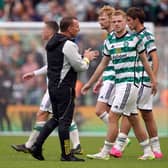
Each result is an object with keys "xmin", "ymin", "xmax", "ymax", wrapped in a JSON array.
[{"xmin": 83, "ymin": 57, "xmax": 90, "ymax": 64}]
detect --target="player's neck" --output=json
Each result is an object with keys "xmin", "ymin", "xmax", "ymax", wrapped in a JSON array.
[
  {"xmin": 60, "ymin": 32, "xmax": 72, "ymax": 38},
  {"xmin": 115, "ymin": 29, "xmax": 127, "ymax": 38},
  {"xmin": 47, "ymin": 33, "xmax": 55, "ymax": 41},
  {"xmin": 135, "ymin": 24, "xmax": 144, "ymax": 33}
]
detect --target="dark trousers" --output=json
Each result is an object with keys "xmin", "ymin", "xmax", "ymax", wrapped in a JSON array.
[{"xmin": 35, "ymin": 85, "xmax": 75, "ymax": 157}]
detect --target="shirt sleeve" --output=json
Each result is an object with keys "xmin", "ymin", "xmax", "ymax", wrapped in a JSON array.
[
  {"xmin": 63, "ymin": 40, "xmax": 89, "ymax": 72},
  {"xmin": 145, "ymin": 33, "xmax": 157, "ymax": 54},
  {"xmin": 102, "ymin": 39, "xmax": 111, "ymax": 57},
  {"xmin": 34, "ymin": 65, "xmax": 47, "ymax": 76}
]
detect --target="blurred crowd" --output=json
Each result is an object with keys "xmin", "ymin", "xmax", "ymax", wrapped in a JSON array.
[
  {"xmin": 0, "ymin": 0, "xmax": 168, "ymax": 26},
  {"xmin": 0, "ymin": 30, "xmax": 46, "ymax": 130},
  {"xmin": 0, "ymin": 34, "xmax": 46, "ymax": 105}
]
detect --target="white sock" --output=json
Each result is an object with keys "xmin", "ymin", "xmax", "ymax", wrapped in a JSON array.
[
  {"xmin": 101, "ymin": 140, "xmax": 113, "ymax": 155},
  {"xmin": 25, "ymin": 121, "xmax": 46, "ymax": 148},
  {"xmin": 150, "ymin": 136, "xmax": 162, "ymax": 153},
  {"xmin": 140, "ymin": 139, "xmax": 153, "ymax": 155},
  {"xmin": 114, "ymin": 132, "xmax": 127, "ymax": 151},
  {"xmin": 69, "ymin": 120, "xmax": 80, "ymax": 149},
  {"xmin": 99, "ymin": 111, "xmax": 109, "ymax": 125}
]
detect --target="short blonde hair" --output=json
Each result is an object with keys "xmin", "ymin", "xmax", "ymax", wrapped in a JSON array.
[
  {"xmin": 113, "ymin": 9, "xmax": 127, "ymax": 19},
  {"xmin": 98, "ymin": 5, "xmax": 115, "ymax": 19}
]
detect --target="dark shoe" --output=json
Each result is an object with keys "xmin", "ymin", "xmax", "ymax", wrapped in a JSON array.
[
  {"xmin": 11, "ymin": 144, "xmax": 29, "ymax": 153},
  {"xmin": 61, "ymin": 153, "xmax": 85, "ymax": 162},
  {"xmin": 29, "ymin": 145, "xmax": 44, "ymax": 161},
  {"xmin": 71, "ymin": 144, "xmax": 83, "ymax": 155}
]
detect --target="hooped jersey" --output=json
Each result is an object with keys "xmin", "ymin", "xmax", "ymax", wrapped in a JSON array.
[
  {"xmin": 103, "ymin": 31, "xmax": 145, "ymax": 85},
  {"xmin": 137, "ymin": 27, "xmax": 157, "ymax": 86}
]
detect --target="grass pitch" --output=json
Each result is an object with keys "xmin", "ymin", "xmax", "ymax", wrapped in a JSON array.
[{"xmin": 0, "ymin": 136, "xmax": 167, "ymax": 168}]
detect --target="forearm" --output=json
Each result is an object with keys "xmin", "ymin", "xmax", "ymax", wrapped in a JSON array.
[
  {"xmin": 142, "ymin": 59, "xmax": 156, "ymax": 84},
  {"xmin": 151, "ymin": 52, "xmax": 159, "ymax": 77},
  {"xmin": 97, "ymin": 75, "xmax": 103, "ymax": 83},
  {"xmin": 87, "ymin": 64, "xmax": 105, "ymax": 86}
]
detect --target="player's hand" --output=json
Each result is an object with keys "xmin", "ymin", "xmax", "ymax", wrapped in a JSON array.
[
  {"xmin": 151, "ymin": 81, "xmax": 157, "ymax": 95},
  {"xmin": 81, "ymin": 83, "xmax": 91, "ymax": 95},
  {"xmin": 23, "ymin": 72, "xmax": 35, "ymax": 80},
  {"xmin": 93, "ymin": 80, "xmax": 102, "ymax": 94}
]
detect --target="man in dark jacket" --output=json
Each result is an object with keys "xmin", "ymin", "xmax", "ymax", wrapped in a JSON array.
[{"xmin": 29, "ymin": 17, "xmax": 98, "ymax": 161}]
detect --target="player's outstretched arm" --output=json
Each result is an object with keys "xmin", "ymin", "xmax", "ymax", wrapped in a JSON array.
[
  {"xmin": 81, "ymin": 56, "xmax": 110, "ymax": 95},
  {"xmin": 23, "ymin": 65, "xmax": 47, "ymax": 81}
]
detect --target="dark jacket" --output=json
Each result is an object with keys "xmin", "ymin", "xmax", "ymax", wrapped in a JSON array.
[{"xmin": 46, "ymin": 33, "xmax": 89, "ymax": 88}]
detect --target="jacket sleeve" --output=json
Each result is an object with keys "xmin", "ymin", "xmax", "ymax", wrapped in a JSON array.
[
  {"xmin": 63, "ymin": 40, "xmax": 89, "ymax": 72},
  {"xmin": 34, "ymin": 65, "xmax": 47, "ymax": 76}
]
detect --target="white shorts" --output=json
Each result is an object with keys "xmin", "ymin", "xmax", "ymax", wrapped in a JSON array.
[
  {"xmin": 97, "ymin": 81, "xmax": 115, "ymax": 104},
  {"xmin": 111, "ymin": 83, "xmax": 139, "ymax": 116},
  {"xmin": 137, "ymin": 85, "xmax": 153, "ymax": 110},
  {"xmin": 40, "ymin": 89, "xmax": 52, "ymax": 113},
  {"xmin": 108, "ymin": 86, "xmax": 116, "ymax": 106}
]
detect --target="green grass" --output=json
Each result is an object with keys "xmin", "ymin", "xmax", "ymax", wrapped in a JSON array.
[{"xmin": 0, "ymin": 136, "xmax": 167, "ymax": 168}]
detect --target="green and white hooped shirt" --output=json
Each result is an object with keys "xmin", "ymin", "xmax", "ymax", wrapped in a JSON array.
[
  {"xmin": 103, "ymin": 31, "xmax": 145, "ymax": 86},
  {"xmin": 137, "ymin": 27, "xmax": 157, "ymax": 87}
]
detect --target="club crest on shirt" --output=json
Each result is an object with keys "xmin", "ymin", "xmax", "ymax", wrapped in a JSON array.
[
  {"xmin": 116, "ymin": 47, "xmax": 121, "ymax": 54},
  {"xmin": 124, "ymin": 41, "xmax": 129, "ymax": 47}
]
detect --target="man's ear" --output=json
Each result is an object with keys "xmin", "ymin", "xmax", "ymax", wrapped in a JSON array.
[
  {"xmin": 67, "ymin": 25, "xmax": 72, "ymax": 33},
  {"xmin": 135, "ymin": 18, "xmax": 139, "ymax": 23}
]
